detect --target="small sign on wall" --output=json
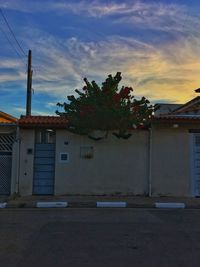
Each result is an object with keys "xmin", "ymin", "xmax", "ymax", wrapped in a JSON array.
[
  {"xmin": 59, "ymin": 152, "xmax": 69, "ymax": 163},
  {"xmin": 80, "ymin": 146, "xmax": 94, "ymax": 159}
]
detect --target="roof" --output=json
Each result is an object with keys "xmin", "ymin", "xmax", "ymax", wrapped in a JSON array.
[
  {"xmin": 18, "ymin": 116, "xmax": 68, "ymax": 128},
  {"xmin": 0, "ymin": 111, "xmax": 17, "ymax": 124},
  {"xmin": 154, "ymin": 103, "xmax": 182, "ymax": 116},
  {"xmin": 153, "ymin": 115, "xmax": 200, "ymax": 123},
  {"xmin": 17, "ymin": 95, "xmax": 200, "ymax": 127},
  {"xmin": 153, "ymin": 96, "xmax": 200, "ymax": 123},
  {"xmin": 172, "ymin": 96, "xmax": 200, "ymax": 114}
]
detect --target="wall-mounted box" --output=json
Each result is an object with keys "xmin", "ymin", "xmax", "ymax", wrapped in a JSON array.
[{"xmin": 80, "ymin": 146, "xmax": 94, "ymax": 159}]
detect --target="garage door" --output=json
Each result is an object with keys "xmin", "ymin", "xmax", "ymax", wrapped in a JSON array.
[{"xmin": 192, "ymin": 134, "xmax": 200, "ymax": 196}]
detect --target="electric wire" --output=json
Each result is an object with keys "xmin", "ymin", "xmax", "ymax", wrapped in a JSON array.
[
  {"xmin": 0, "ymin": 8, "xmax": 27, "ymax": 57},
  {"xmin": 0, "ymin": 24, "xmax": 25, "ymax": 65}
]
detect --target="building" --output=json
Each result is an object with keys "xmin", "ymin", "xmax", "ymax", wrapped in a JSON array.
[
  {"xmin": 151, "ymin": 96, "xmax": 200, "ymax": 197},
  {"xmin": 0, "ymin": 111, "xmax": 17, "ymax": 195},
  {"xmin": 15, "ymin": 96, "xmax": 200, "ymax": 197},
  {"xmin": 2, "ymin": 96, "xmax": 200, "ymax": 197}
]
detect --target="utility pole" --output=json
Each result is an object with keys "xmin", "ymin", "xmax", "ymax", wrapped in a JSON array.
[{"xmin": 26, "ymin": 49, "xmax": 32, "ymax": 116}]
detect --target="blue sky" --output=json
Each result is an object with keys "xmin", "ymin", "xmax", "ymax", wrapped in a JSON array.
[{"xmin": 0, "ymin": 0, "xmax": 200, "ymax": 117}]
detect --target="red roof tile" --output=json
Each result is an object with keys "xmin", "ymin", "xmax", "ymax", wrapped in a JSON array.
[{"xmin": 18, "ymin": 116, "xmax": 68, "ymax": 128}]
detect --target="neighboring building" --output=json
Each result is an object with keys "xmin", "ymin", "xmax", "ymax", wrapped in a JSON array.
[
  {"xmin": 16, "ymin": 96, "xmax": 200, "ymax": 197},
  {"xmin": 152, "ymin": 96, "xmax": 200, "ymax": 197},
  {"xmin": 0, "ymin": 111, "xmax": 17, "ymax": 195}
]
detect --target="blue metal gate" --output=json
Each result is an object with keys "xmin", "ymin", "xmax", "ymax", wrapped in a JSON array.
[
  {"xmin": 193, "ymin": 134, "xmax": 200, "ymax": 196},
  {"xmin": 33, "ymin": 130, "xmax": 56, "ymax": 195}
]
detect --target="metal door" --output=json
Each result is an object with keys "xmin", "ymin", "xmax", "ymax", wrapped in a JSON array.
[
  {"xmin": 0, "ymin": 134, "xmax": 14, "ymax": 195},
  {"xmin": 33, "ymin": 130, "xmax": 55, "ymax": 195},
  {"xmin": 192, "ymin": 134, "xmax": 200, "ymax": 196}
]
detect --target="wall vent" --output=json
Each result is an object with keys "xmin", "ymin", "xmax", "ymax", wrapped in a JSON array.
[{"xmin": 59, "ymin": 153, "xmax": 69, "ymax": 163}]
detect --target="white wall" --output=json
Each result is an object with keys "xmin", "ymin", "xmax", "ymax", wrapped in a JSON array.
[
  {"xmin": 18, "ymin": 124, "xmax": 200, "ymax": 197},
  {"xmin": 150, "ymin": 123, "xmax": 200, "ymax": 196},
  {"xmin": 54, "ymin": 130, "xmax": 149, "ymax": 195},
  {"xmin": 18, "ymin": 129, "xmax": 35, "ymax": 195}
]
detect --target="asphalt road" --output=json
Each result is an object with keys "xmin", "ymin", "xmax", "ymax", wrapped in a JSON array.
[{"xmin": 0, "ymin": 208, "xmax": 200, "ymax": 267}]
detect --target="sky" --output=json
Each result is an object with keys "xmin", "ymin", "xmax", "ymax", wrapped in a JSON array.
[{"xmin": 0, "ymin": 0, "xmax": 200, "ymax": 117}]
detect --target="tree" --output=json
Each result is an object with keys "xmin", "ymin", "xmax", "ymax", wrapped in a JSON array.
[{"xmin": 56, "ymin": 72, "xmax": 154, "ymax": 139}]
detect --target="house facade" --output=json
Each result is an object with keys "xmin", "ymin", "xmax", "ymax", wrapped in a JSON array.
[
  {"xmin": 2, "ymin": 96, "xmax": 200, "ymax": 197},
  {"xmin": 0, "ymin": 111, "xmax": 17, "ymax": 195},
  {"xmin": 18, "ymin": 116, "xmax": 149, "ymax": 196},
  {"xmin": 151, "ymin": 96, "xmax": 200, "ymax": 197}
]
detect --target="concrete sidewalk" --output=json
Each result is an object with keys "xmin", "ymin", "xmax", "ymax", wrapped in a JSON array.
[{"xmin": 1, "ymin": 195, "xmax": 200, "ymax": 208}]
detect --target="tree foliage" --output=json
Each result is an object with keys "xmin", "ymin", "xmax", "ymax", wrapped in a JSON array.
[{"xmin": 56, "ymin": 72, "xmax": 154, "ymax": 139}]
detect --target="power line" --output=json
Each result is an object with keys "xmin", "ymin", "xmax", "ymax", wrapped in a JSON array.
[
  {"xmin": 0, "ymin": 24, "xmax": 26, "ymax": 65},
  {"xmin": 0, "ymin": 8, "xmax": 26, "ymax": 57}
]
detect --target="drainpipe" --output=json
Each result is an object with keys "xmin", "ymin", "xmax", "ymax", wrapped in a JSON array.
[
  {"xmin": 15, "ymin": 125, "xmax": 21, "ymax": 194},
  {"xmin": 148, "ymin": 126, "xmax": 153, "ymax": 196}
]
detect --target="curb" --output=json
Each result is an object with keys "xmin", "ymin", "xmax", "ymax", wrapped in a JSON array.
[
  {"xmin": 36, "ymin": 202, "xmax": 68, "ymax": 208},
  {"xmin": 155, "ymin": 202, "xmax": 185, "ymax": 209},
  {"xmin": 96, "ymin": 201, "xmax": 127, "ymax": 208},
  {"xmin": 0, "ymin": 202, "xmax": 7, "ymax": 208},
  {"xmin": 1, "ymin": 201, "xmax": 195, "ymax": 209}
]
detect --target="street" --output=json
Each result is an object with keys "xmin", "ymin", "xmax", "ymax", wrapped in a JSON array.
[{"xmin": 0, "ymin": 208, "xmax": 200, "ymax": 267}]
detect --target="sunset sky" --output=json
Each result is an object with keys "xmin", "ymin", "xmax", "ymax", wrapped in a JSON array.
[{"xmin": 0, "ymin": 0, "xmax": 200, "ymax": 117}]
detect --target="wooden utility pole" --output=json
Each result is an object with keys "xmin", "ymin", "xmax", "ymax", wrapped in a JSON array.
[{"xmin": 26, "ymin": 50, "xmax": 32, "ymax": 116}]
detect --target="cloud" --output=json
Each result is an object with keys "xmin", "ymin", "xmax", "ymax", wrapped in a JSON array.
[
  {"xmin": 0, "ymin": 59, "xmax": 23, "ymax": 68},
  {"xmin": 46, "ymin": 102, "xmax": 57, "ymax": 108},
  {"xmin": 0, "ymin": 74, "xmax": 23, "ymax": 82},
  {"xmin": 50, "ymin": 1, "xmax": 128, "ymax": 17},
  {"xmin": 20, "ymin": 31, "xmax": 199, "ymax": 105},
  {"xmin": 0, "ymin": 0, "xmax": 129, "ymax": 16},
  {"xmin": 13, "ymin": 107, "xmax": 51, "ymax": 116},
  {"xmin": 1, "ymin": 26, "xmax": 200, "ymax": 106},
  {"xmin": 1, "ymin": 0, "xmax": 200, "ymax": 114},
  {"xmin": 0, "ymin": 59, "xmax": 25, "ymax": 80},
  {"xmin": 51, "ymin": 1, "xmax": 200, "ymax": 37},
  {"xmin": 0, "ymin": 0, "xmax": 55, "ymax": 13},
  {"xmin": 2, "ymin": 0, "xmax": 200, "ymax": 37},
  {"xmin": 10, "ymin": 0, "xmax": 200, "ymax": 35},
  {"xmin": 110, "ymin": 2, "xmax": 188, "ymax": 30}
]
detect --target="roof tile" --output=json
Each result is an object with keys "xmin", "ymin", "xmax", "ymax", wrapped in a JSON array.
[{"xmin": 18, "ymin": 116, "xmax": 68, "ymax": 128}]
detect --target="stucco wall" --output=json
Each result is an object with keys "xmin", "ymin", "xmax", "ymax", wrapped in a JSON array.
[
  {"xmin": 54, "ymin": 130, "xmax": 149, "ymax": 195},
  {"xmin": 18, "ymin": 124, "xmax": 200, "ymax": 197},
  {"xmin": 10, "ymin": 141, "xmax": 18, "ymax": 194},
  {"xmin": 19, "ymin": 129, "xmax": 35, "ymax": 195},
  {"xmin": 150, "ymin": 123, "xmax": 200, "ymax": 197},
  {"xmin": 0, "ymin": 126, "xmax": 15, "ymax": 134}
]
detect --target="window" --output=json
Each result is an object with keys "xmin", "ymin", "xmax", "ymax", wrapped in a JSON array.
[
  {"xmin": 60, "ymin": 153, "xmax": 69, "ymax": 163},
  {"xmin": 35, "ymin": 129, "xmax": 56, "ymax": 144}
]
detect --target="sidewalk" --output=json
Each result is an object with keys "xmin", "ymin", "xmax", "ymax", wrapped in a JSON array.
[{"xmin": 1, "ymin": 195, "xmax": 200, "ymax": 208}]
